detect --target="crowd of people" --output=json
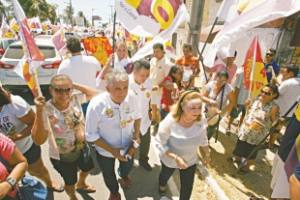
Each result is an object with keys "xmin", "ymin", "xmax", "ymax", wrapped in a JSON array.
[{"xmin": 0, "ymin": 35, "xmax": 300, "ymax": 200}]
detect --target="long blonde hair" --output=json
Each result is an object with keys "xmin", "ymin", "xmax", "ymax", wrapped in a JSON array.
[{"xmin": 171, "ymin": 90, "xmax": 202, "ymax": 122}]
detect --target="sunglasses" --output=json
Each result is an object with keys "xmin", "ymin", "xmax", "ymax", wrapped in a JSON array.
[
  {"xmin": 260, "ymin": 90, "xmax": 272, "ymax": 96},
  {"xmin": 51, "ymin": 86, "xmax": 73, "ymax": 94},
  {"xmin": 266, "ymin": 53, "xmax": 273, "ymax": 57}
]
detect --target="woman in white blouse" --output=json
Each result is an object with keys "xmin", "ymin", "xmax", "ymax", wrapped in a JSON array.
[{"xmin": 154, "ymin": 90, "xmax": 210, "ymax": 200}]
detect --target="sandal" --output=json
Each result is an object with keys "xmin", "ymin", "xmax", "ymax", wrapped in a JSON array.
[
  {"xmin": 47, "ymin": 184, "xmax": 64, "ymax": 193},
  {"xmin": 76, "ymin": 184, "xmax": 96, "ymax": 193},
  {"xmin": 159, "ymin": 186, "xmax": 167, "ymax": 195}
]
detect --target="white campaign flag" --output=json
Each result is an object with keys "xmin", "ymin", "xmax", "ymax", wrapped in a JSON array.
[
  {"xmin": 217, "ymin": 0, "xmax": 238, "ymax": 21},
  {"xmin": 115, "ymin": 0, "xmax": 189, "ymax": 61},
  {"xmin": 131, "ymin": 4, "xmax": 189, "ymax": 61},
  {"xmin": 204, "ymin": 0, "xmax": 300, "ymax": 67}
]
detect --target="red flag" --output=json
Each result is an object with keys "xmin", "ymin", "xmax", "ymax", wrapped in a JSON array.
[
  {"xmin": 13, "ymin": 0, "xmax": 44, "ymax": 61},
  {"xmin": 243, "ymin": 36, "xmax": 267, "ymax": 98}
]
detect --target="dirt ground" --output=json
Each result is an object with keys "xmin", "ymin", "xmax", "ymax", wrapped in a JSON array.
[{"xmin": 191, "ymin": 119, "xmax": 275, "ymax": 200}]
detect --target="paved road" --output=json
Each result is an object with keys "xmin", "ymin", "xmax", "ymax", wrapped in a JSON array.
[{"xmin": 41, "ymin": 135, "xmax": 180, "ymax": 200}]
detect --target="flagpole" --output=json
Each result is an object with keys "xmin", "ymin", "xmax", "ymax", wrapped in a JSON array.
[
  {"xmin": 200, "ymin": 17, "xmax": 218, "ymax": 55},
  {"xmin": 33, "ymin": 69, "xmax": 43, "ymax": 97},
  {"xmin": 111, "ymin": 11, "xmax": 117, "ymax": 69},
  {"xmin": 249, "ymin": 36, "xmax": 258, "ymax": 100},
  {"xmin": 196, "ymin": 16, "xmax": 219, "ymax": 84}
]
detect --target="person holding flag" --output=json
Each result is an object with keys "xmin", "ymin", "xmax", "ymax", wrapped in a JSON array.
[
  {"xmin": 32, "ymin": 74, "xmax": 98, "ymax": 200},
  {"xmin": 230, "ymin": 84, "xmax": 280, "ymax": 173},
  {"xmin": 0, "ymin": 85, "xmax": 64, "ymax": 193}
]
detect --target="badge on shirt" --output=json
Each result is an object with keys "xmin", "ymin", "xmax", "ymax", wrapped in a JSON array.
[
  {"xmin": 141, "ymin": 85, "xmax": 146, "ymax": 91},
  {"xmin": 105, "ymin": 108, "xmax": 114, "ymax": 118},
  {"xmin": 120, "ymin": 117, "xmax": 133, "ymax": 128},
  {"xmin": 145, "ymin": 91, "xmax": 151, "ymax": 98}
]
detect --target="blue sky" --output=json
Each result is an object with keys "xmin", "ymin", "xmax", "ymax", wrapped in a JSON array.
[{"xmin": 46, "ymin": 0, "xmax": 114, "ymax": 23}]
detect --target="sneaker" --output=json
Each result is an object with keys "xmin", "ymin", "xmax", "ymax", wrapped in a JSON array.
[
  {"xmin": 108, "ymin": 192, "xmax": 121, "ymax": 200},
  {"xmin": 139, "ymin": 160, "xmax": 153, "ymax": 171},
  {"xmin": 119, "ymin": 176, "xmax": 132, "ymax": 189}
]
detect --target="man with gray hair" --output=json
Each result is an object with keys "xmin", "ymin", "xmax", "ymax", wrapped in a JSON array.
[{"xmin": 85, "ymin": 70, "xmax": 141, "ymax": 200}]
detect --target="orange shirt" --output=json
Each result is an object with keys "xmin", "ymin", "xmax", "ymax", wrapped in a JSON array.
[{"xmin": 176, "ymin": 55, "xmax": 200, "ymax": 75}]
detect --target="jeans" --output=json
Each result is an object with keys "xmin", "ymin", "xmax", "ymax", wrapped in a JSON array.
[
  {"xmin": 159, "ymin": 162, "xmax": 196, "ymax": 200},
  {"xmin": 97, "ymin": 154, "xmax": 133, "ymax": 194}
]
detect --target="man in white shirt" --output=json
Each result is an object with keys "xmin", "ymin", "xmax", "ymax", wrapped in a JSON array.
[
  {"xmin": 57, "ymin": 37, "xmax": 101, "ymax": 89},
  {"xmin": 85, "ymin": 70, "xmax": 141, "ymax": 200},
  {"xmin": 150, "ymin": 43, "xmax": 173, "ymax": 104},
  {"xmin": 276, "ymin": 64, "xmax": 300, "ymax": 118},
  {"xmin": 129, "ymin": 60, "xmax": 159, "ymax": 171},
  {"xmin": 270, "ymin": 64, "xmax": 300, "ymax": 147}
]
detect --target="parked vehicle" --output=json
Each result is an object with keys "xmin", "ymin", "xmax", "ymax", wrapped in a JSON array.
[
  {"xmin": 0, "ymin": 38, "xmax": 17, "ymax": 58},
  {"xmin": 0, "ymin": 37, "xmax": 62, "ymax": 101}
]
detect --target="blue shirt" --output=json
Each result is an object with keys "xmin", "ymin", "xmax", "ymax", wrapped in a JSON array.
[
  {"xmin": 264, "ymin": 60, "xmax": 280, "ymax": 82},
  {"xmin": 295, "ymin": 163, "xmax": 300, "ymax": 181}
]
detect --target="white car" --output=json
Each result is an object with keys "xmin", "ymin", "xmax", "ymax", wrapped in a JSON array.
[{"xmin": 0, "ymin": 37, "xmax": 62, "ymax": 97}]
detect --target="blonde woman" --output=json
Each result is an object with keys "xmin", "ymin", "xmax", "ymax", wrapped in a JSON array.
[{"xmin": 154, "ymin": 90, "xmax": 210, "ymax": 200}]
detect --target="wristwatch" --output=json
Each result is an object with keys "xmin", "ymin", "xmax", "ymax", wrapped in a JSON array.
[{"xmin": 6, "ymin": 177, "xmax": 17, "ymax": 188}]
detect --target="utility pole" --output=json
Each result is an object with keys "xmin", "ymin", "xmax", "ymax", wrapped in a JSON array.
[{"xmin": 187, "ymin": 0, "xmax": 205, "ymax": 56}]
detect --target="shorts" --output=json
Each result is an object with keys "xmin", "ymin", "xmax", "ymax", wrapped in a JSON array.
[
  {"xmin": 23, "ymin": 143, "xmax": 41, "ymax": 165},
  {"xmin": 232, "ymin": 139, "xmax": 258, "ymax": 160},
  {"xmin": 50, "ymin": 151, "xmax": 94, "ymax": 185},
  {"xmin": 230, "ymin": 104, "xmax": 246, "ymax": 119}
]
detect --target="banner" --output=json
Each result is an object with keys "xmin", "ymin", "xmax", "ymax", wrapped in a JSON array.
[
  {"xmin": 52, "ymin": 28, "xmax": 66, "ymax": 54},
  {"xmin": 82, "ymin": 37, "xmax": 113, "ymax": 65},
  {"xmin": 204, "ymin": 0, "xmax": 300, "ymax": 67},
  {"xmin": 116, "ymin": 0, "xmax": 185, "ymax": 37},
  {"xmin": 0, "ymin": 17, "xmax": 15, "ymax": 38},
  {"xmin": 243, "ymin": 36, "xmax": 267, "ymax": 98},
  {"xmin": 12, "ymin": 0, "xmax": 44, "ymax": 95}
]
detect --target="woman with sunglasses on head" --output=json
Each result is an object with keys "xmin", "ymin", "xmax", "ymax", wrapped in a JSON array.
[
  {"xmin": 154, "ymin": 90, "xmax": 210, "ymax": 200},
  {"xmin": 0, "ymin": 85, "xmax": 64, "ymax": 193},
  {"xmin": 231, "ymin": 84, "xmax": 280, "ymax": 173},
  {"xmin": 32, "ymin": 74, "xmax": 99, "ymax": 200}
]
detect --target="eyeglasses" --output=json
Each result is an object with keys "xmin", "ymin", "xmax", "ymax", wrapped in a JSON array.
[
  {"xmin": 260, "ymin": 90, "xmax": 272, "ymax": 96},
  {"xmin": 51, "ymin": 86, "xmax": 73, "ymax": 94}
]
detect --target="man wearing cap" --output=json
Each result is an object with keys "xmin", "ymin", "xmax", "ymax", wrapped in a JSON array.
[{"xmin": 264, "ymin": 49, "xmax": 280, "ymax": 83}]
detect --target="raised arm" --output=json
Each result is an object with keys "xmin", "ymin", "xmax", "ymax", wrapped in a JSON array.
[
  {"xmin": 31, "ymin": 96, "xmax": 51, "ymax": 145},
  {"xmin": 73, "ymin": 82, "xmax": 99, "ymax": 101}
]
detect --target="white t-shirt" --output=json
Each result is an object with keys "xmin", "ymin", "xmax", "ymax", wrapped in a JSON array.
[
  {"xmin": 150, "ymin": 56, "xmax": 173, "ymax": 102},
  {"xmin": 205, "ymin": 81, "xmax": 233, "ymax": 109},
  {"xmin": 113, "ymin": 56, "xmax": 132, "ymax": 73},
  {"xmin": 154, "ymin": 114, "xmax": 208, "ymax": 168},
  {"xmin": 0, "ymin": 95, "xmax": 33, "ymax": 153},
  {"xmin": 129, "ymin": 75, "xmax": 159, "ymax": 135},
  {"xmin": 45, "ymin": 94, "xmax": 85, "ymax": 159},
  {"xmin": 85, "ymin": 91, "xmax": 142, "ymax": 158},
  {"xmin": 57, "ymin": 55, "xmax": 101, "ymax": 88},
  {"xmin": 276, "ymin": 77, "xmax": 300, "ymax": 117}
]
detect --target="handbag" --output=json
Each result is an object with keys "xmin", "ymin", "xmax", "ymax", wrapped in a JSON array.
[{"xmin": 17, "ymin": 175, "xmax": 48, "ymax": 200}]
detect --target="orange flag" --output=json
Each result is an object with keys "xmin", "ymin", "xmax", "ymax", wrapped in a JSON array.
[
  {"xmin": 82, "ymin": 37, "xmax": 113, "ymax": 65},
  {"xmin": 243, "ymin": 36, "xmax": 268, "ymax": 98}
]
